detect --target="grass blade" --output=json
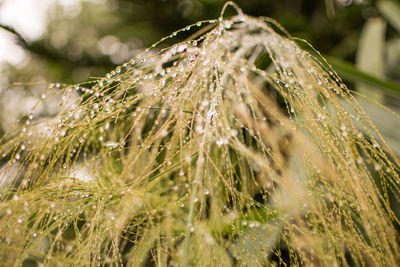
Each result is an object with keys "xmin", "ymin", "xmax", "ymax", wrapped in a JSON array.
[{"xmin": 326, "ymin": 55, "xmax": 400, "ymax": 95}]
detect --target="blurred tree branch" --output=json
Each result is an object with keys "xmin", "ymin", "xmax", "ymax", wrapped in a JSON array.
[
  {"xmin": 0, "ymin": 24, "xmax": 29, "ymax": 48},
  {"xmin": 0, "ymin": 23, "xmax": 115, "ymax": 77}
]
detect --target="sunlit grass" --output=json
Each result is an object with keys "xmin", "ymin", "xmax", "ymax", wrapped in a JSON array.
[{"xmin": 0, "ymin": 2, "xmax": 399, "ymax": 266}]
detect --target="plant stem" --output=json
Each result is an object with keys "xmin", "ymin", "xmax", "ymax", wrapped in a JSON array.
[{"xmin": 180, "ymin": 120, "xmax": 209, "ymax": 266}]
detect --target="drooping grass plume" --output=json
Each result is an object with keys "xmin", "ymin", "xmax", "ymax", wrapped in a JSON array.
[{"xmin": 0, "ymin": 2, "xmax": 399, "ymax": 266}]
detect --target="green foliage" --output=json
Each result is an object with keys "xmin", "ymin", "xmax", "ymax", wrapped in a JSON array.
[
  {"xmin": 378, "ymin": 0, "xmax": 400, "ymax": 33},
  {"xmin": 326, "ymin": 56, "xmax": 400, "ymax": 95},
  {"xmin": 0, "ymin": 2, "xmax": 400, "ymax": 266}
]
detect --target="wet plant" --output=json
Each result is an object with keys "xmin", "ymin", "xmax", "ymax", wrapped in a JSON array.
[{"xmin": 0, "ymin": 2, "xmax": 399, "ymax": 266}]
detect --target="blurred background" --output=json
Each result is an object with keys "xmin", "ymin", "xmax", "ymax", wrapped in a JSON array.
[{"xmin": 0, "ymin": 0, "xmax": 399, "ymax": 150}]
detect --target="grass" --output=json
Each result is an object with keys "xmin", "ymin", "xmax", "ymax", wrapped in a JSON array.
[{"xmin": 0, "ymin": 2, "xmax": 399, "ymax": 266}]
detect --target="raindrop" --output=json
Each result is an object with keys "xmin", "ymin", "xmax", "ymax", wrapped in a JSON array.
[
  {"xmin": 230, "ymin": 129, "xmax": 238, "ymax": 137},
  {"xmin": 104, "ymin": 141, "xmax": 119, "ymax": 149},
  {"xmin": 161, "ymin": 130, "xmax": 168, "ymax": 137}
]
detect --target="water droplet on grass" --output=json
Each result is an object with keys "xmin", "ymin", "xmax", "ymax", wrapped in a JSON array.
[
  {"xmin": 374, "ymin": 164, "xmax": 381, "ymax": 171},
  {"xmin": 6, "ymin": 209, "xmax": 12, "ymax": 215}
]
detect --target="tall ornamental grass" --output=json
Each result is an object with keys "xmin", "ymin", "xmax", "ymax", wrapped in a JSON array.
[{"xmin": 0, "ymin": 2, "xmax": 399, "ymax": 266}]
